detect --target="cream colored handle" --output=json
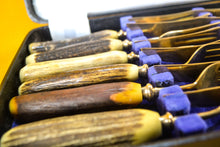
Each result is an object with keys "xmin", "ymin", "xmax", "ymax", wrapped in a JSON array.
[
  {"xmin": 19, "ymin": 64, "xmax": 139, "ymax": 95},
  {"xmin": 20, "ymin": 51, "xmax": 128, "ymax": 82},
  {"xmin": 1, "ymin": 109, "xmax": 162, "ymax": 146}
]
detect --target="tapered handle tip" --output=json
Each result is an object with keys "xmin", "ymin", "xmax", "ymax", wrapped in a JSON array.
[
  {"xmin": 9, "ymin": 97, "xmax": 18, "ymax": 116},
  {"xmin": 28, "ymin": 42, "xmax": 43, "ymax": 53},
  {"xmin": 25, "ymin": 53, "xmax": 37, "ymax": 64}
]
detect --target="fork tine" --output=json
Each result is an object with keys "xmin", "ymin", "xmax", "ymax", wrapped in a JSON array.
[
  {"xmin": 217, "ymin": 79, "xmax": 220, "ymax": 86},
  {"xmin": 186, "ymin": 41, "xmax": 220, "ymax": 63},
  {"xmin": 203, "ymin": 43, "xmax": 220, "ymax": 61},
  {"xmin": 205, "ymin": 54, "xmax": 220, "ymax": 59},
  {"xmin": 181, "ymin": 61, "xmax": 220, "ymax": 90},
  {"xmin": 204, "ymin": 54, "xmax": 220, "ymax": 62},
  {"xmin": 206, "ymin": 47, "xmax": 220, "ymax": 55}
]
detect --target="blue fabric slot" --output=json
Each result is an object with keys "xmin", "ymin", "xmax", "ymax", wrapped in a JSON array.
[
  {"xmin": 157, "ymin": 85, "xmax": 191, "ymax": 116},
  {"xmin": 126, "ymin": 28, "xmax": 144, "ymax": 40},
  {"xmin": 174, "ymin": 114, "xmax": 208, "ymax": 136},
  {"xmin": 120, "ymin": 15, "xmax": 135, "ymax": 31}
]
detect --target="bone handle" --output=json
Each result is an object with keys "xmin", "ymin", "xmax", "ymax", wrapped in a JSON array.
[
  {"xmin": 26, "ymin": 39, "xmax": 124, "ymax": 64},
  {"xmin": 19, "ymin": 64, "xmax": 139, "ymax": 95},
  {"xmin": 2, "ymin": 109, "xmax": 162, "ymax": 146},
  {"xmin": 28, "ymin": 30, "xmax": 119, "ymax": 53},
  {"xmin": 20, "ymin": 51, "xmax": 128, "ymax": 82}
]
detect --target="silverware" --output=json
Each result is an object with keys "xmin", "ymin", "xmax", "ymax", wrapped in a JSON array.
[
  {"xmin": 142, "ymin": 61, "xmax": 220, "ymax": 101},
  {"xmin": 141, "ymin": 40, "xmax": 220, "ymax": 63}
]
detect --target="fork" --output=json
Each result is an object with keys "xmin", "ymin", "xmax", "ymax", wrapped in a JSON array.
[
  {"xmin": 25, "ymin": 35, "xmax": 213, "ymax": 64},
  {"xmin": 159, "ymin": 21, "xmax": 220, "ymax": 38},
  {"xmin": 185, "ymin": 86, "xmax": 220, "ymax": 107},
  {"xmin": 28, "ymin": 17, "xmax": 220, "ymax": 53},
  {"xmin": 127, "ymin": 17, "xmax": 220, "ymax": 38},
  {"xmin": 20, "ymin": 40, "xmax": 220, "ymax": 83},
  {"xmin": 18, "ymin": 61, "xmax": 216, "ymax": 95},
  {"xmin": 180, "ymin": 61, "xmax": 220, "ymax": 90},
  {"xmin": 155, "ymin": 61, "xmax": 216, "ymax": 84},
  {"xmin": 129, "ymin": 7, "xmax": 220, "ymax": 24},
  {"xmin": 141, "ymin": 40, "xmax": 220, "ymax": 64},
  {"xmin": 130, "ymin": 8, "xmax": 213, "ymax": 23},
  {"xmin": 9, "ymin": 82, "xmax": 220, "ymax": 124},
  {"xmin": 146, "ymin": 26, "xmax": 220, "ymax": 47},
  {"xmin": 142, "ymin": 61, "xmax": 220, "ymax": 101},
  {"xmin": 26, "ymin": 23, "xmax": 220, "ymax": 64}
]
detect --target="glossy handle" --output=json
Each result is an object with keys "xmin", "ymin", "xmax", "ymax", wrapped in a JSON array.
[
  {"xmin": 20, "ymin": 51, "xmax": 128, "ymax": 82},
  {"xmin": 11, "ymin": 82, "xmax": 142, "ymax": 122},
  {"xmin": 2, "ymin": 109, "xmax": 162, "ymax": 146}
]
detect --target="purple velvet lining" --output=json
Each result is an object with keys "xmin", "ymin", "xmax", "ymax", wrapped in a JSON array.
[
  {"xmin": 11, "ymin": 121, "xmax": 19, "ymax": 128},
  {"xmin": 157, "ymin": 85, "xmax": 191, "ymax": 115},
  {"xmin": 154, "ymin": 66, "xmax": 170, "ymax": 73},
  {"xmin": 191, "ymin": 106, "xmax": 220, "ymax": 131},
  {"xmin": 148, "ymin": 66, "xmax": 157, "ymax": 76},
  {"xmin": 120, "ymin": 15, "xmax": 136, "ymax": 31},
  {"xmin": 148, "ymin": 66, "xmax": 174, "ymax": 87},
  {"xmin": 174, "ymin": 114, "xmax": 208, "ymax": 136},
  {"xmin": 149, "ymin": 72, "xmax": 174, "ymax": 87},
  {"xmin": 131, "ymin": 36, "xmax": 151, "ymax": 54},
  {"xmin": 126, "ymin": 28, "xmax": 144, "ymax": 40},
  {"xmin": 191, "ymin": 7, "xmax": 213, "ymax": 17},
  {"xmin": 142, "ymin": 50, "xmax": 157, "ymax": 56},
  {"xmin": 192, "ymin": 7, "xmax": 205, "ymax": 11},
  {"xmin": 210, "ymin": 20, "xmax": 220, "ymax": 24},
  {"xmin": 198, "ymin": 12, "xmax": 213, "ymax": 17},
  {"xmin": 132, "ymin": 36, "xmax": 148, "ymax": 42},
  {"xmin": 139, "ymin": 52, "xmax": 161, "ymax": 66}
]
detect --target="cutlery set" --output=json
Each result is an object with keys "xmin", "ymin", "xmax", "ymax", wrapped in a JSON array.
[{"xmin": 2, "ymin": 6, "xmax": 220, "ymax": 147}]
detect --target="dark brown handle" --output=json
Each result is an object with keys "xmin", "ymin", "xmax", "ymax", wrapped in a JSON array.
[
  {"xmin": 26, "ymin": 39, "xmax": 123, "ymax": 64},
  {"xmin": 28, "ymin": 30, "xmax": 119, "ymax": 53},
  {"xmin": 11, "ymin": 82, "xmax": 143, "ymax": 123}
]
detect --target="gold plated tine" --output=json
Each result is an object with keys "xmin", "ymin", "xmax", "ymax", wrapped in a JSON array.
[
  {"xmin": 207, "ymin": 8, "xmax": 220, "ymax": 16},
  {"xmin": 157, "ymin": 62, "xmax": 216, "ymax": 84},
  {"xmin": 159, "ymin": 21, "xmax": 220, "ymax": 38},
  {"xmin": 142, "ymin": 45, "xmax": 201, "ymax": 63},
  {"xmin": 127, "ymin": 17, "xmax": 220, "ymax": 37},
  {"xmin": 186, "ymin": 86, "xmax": 220, "ymax": 106},
  {"xmin": 180, "ymin": 62, "xmax": 220, "ymax": 91},
  {"xmin": 204, "ymin": 46, "xmax": 220, "ymax": 62},
  {"xmin": 141, "ymin": 62, "xmax": 220, "ymax": 102},
  {"xmin": 131, "ymin": 7, "xmax": 214, "ymax": 23},
  {"xmin": 198, "ymin": 106, "xmax": 220, "ymax": 119},
  {"xmin": 148, "ymin": 26, "xmax": 220, "ymax": 47},
  {"xmin": 141, "ymin": 41, "xmax": 220, "ymax": 64},
  {"xmin": 28, "ymin": 17, "xmax": 220, "ymax": 54},
  {"xmin": 186, "ymin": 41, "xmax": 220, "ymax": 64}
]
